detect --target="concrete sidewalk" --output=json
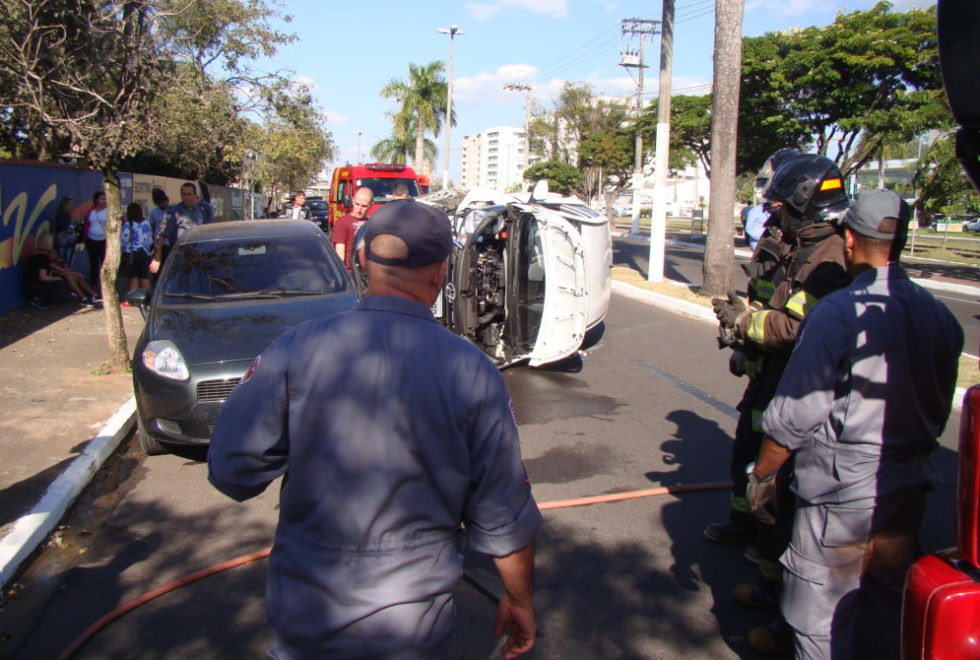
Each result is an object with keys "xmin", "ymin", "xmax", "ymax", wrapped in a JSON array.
[{"xmin": 0, "ymin": 303, "xmax": 142, "ymax": 586}]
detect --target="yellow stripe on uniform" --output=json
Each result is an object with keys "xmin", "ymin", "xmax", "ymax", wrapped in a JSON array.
[
  {"xmin": 751, "ymin": 278, "xmax": 775, "ymax": 304},
  {"xmin": 785, "ymin": 289, "xmax": 820, "ymax": 321},
  {"xmin": 752, "ymin": 409, "xmax": 765, "ymax": 433},
  {"xmin": 746, "ymin": 309, "xmax": 770, "ymax": 344}
]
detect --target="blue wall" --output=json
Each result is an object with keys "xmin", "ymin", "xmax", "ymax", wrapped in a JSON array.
[{"xmin": 0, "ymin": 162, "xmax": 104, "ymax": 313}]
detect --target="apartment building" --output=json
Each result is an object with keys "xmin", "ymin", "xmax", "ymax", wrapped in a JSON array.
[{"xmin": 459, "ymin": 126, "xmax": 532, "ymax": 191}]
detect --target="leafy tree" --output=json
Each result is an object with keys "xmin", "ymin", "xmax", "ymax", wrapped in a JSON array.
[
  {"xmin": 910, "ymin": 134, "xmax": 980, "ymax": 221},
  {"xmin": 523, "ymin": 161, "xmax": 581, "ymax": 196},
  {"xmin": 638, "ymin": 95, "xmax": 710, "ymax": 175},
  {"xmin": 255, "ymin": 84, "xmax": 335, "ymax": 192},
  {"xmin": 577, "ymin": 128, "xmax": 633, "ymax": 201},
  {"xmin": 530, "ymin": 83, "xmax": 632, "ymax": 201},
  {"xmin": 738, "ymin": 2, "xmax": 945, "ymax": 177},
  {"xmin": 0, "ymin": 0, "xmax": 302, "ymax": 370},
  {"xmin": 380, "ymin": 62, "xmax": 452, "ymax": 171},
  {"xmin": 0, "ymin": 0, "xmax": 169, "ymax": 370}
]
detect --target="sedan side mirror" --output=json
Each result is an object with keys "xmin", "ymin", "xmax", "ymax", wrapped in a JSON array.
[{"xmin": 126, "ymin": 288, "xmax": 150, "ymax": 319}]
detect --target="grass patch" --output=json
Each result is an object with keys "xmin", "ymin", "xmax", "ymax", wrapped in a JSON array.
[
  {"xmin": 612, "ymin": 266, "xmax": 713, "ymax": 307},
  {"xmin": 960, "ymin": 355, "xmax": 980, "ymax": 391},
  {"xmin": 905, "ymin": 242, "xmax": 980, "ymax": 267}
]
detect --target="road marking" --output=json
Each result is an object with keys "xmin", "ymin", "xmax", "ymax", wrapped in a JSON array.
[
  {"xmin": 935, "ymin": 293, "xmax": 980, "ymax": 306},
  {"xmin": 633, "ymin": 359, "xmax": 739, "ymax": 420}
]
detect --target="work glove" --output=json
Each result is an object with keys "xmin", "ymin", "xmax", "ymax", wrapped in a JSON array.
[
  {"xmin": 746, "ymin": 462, "xmax": 777, "ymax": 525},
  {"xmin": 711, "ymin": 290, "xmax": 747, "ymax": 329},
  {"xmin": 741, "ymin": 261, "xmax": 766, "ymax": 280}
]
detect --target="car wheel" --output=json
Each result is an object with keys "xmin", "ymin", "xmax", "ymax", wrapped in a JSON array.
[
  {"xmin": 137, "ymin": 414, "xmax": 165, "ymax": 456},
  {"xmin": 580, "ymin": 321, "xmax": 606, "ymax": 350}
]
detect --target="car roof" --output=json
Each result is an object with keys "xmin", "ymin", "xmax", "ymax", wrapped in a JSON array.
[{"xmin": 178, "ymin": 220, "xmax": 323, "ymax": 244}]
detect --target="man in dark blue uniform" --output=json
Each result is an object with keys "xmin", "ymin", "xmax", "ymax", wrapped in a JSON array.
[{"xmin": 208, "ymin": 199, "xmax": 542, "ymax": 659}]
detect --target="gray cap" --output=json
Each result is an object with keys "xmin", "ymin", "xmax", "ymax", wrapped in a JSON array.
[{"xmin": 842, "ymin": 189, "xmax": 911, "ymax": 240}]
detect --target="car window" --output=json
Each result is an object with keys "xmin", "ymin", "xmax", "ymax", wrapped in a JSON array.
[
  {"xmin": 161, "ymin": 236, "xmax": 347, "ymax": 302},
  {"xmin": 517, "ymin": 219, "xmax": 545, "ymax": 349},
  {"xmin": 308, "ymin": 200, "xmax": 327, "ymax": 210}
]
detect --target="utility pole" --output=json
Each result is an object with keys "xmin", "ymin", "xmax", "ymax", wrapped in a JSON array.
[
  {"xmin": 437, "ymin": 24, "xmax": 464, "ymax": 190},
  {"xmin": 621, "ymin": 18, "xmax": 660, "ymax": 236},
  {"xmin": 504, "ymin": 82, "xmax": 532, "ymax": 178},
  {"xmin": 648, "ymin": 0, "xmax": 675, "ymax": 282}
]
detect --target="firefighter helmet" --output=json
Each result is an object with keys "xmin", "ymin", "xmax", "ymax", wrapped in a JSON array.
[
  {"xmin": 762, "ymin": 154, "xmax": 849, "ymax": 224},
  {"xmin": 754, "ymin": 147, "xmax": 802, "ymax": 190}
]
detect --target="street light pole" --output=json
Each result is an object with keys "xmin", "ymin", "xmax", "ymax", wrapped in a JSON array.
[
  {"xmin": 437, "ymin": 24, "xmax": 464, "ymax": 190},
  {"xmin": 354, "ymin": 131, "xmax": 364, "ymax": 164}
]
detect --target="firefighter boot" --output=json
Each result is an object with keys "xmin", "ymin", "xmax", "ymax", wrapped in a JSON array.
[
  {"xmin": 734, "ymin": 557, "xmax": 781, "ymax": 609},
  {"xmin": 747, "ymin": 618, "xmax": 793, "ymax": 654},
  {"xmin": 704, "ymin": 497, "xmax": 757, "ymax": 543}
]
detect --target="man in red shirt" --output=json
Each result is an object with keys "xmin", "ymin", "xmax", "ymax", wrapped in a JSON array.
[{"xmin": 333, "ymin": 186, "xmax": 373, "ymax": 271}]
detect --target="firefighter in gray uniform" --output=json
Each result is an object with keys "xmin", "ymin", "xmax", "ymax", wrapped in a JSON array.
[
  {"xmin": 208, "ymin": 199, "xmax": 543, "ymax": 659},
  {"xmin": 748, "ymin": 189, "xmax": 963, "ymax": 659}
]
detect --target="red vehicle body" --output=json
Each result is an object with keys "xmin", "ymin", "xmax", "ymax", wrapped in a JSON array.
[
  {"xmin": 327, "ymin": 163, "xmax": 422, "ymax": 227},
  {"xmin": 903, "ymin": 386, "xmax": 980, "ymax": 659}
]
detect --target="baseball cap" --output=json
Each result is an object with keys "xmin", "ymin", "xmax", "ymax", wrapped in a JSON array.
[
  {"xmin": 841, "ymin": 189, "xmax": 912, "ymax": 239},
  {"xmin": 364, "ymin": 199, "xmax": 453, "ymax": 267}
]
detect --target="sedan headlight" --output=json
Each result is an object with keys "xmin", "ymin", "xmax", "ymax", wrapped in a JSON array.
[{"xmin": 142, "ymin": 340, "xmax": 190, "ymax": 380}]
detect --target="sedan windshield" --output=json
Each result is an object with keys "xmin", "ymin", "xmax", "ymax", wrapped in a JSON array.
[{"xmin": 161, "ymin": 236, "xmax": 347, "ymax": 303}]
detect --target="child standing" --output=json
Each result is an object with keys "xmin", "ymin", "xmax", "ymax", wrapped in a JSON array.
[{"xmin": 121, "ymin": 202, "xmax": 153, "ymax": 298}]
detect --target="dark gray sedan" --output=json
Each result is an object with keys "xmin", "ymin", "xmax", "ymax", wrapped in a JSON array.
[{"xmin": 128, "ymin": 220, "xmax": 356, "ymax": 454}]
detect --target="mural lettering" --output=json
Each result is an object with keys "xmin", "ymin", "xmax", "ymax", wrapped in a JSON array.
[{"xmin": 0, "ymin": 183, "xmax": 55, "ymax": 269}]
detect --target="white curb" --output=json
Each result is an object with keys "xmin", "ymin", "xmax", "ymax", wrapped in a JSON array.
[{"xmin": 0, "ymin": 396, "xmax": 136, "ymax": 588}]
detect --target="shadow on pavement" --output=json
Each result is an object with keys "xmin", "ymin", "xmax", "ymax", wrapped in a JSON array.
[{"xmin": 0, "ymin": 304, "xmax": 80, "ymax": 351}]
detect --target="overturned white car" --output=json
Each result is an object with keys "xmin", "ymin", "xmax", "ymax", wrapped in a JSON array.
[{"xmin": 419, "ymin": 182, "xmax": 612, "ymax": 368}]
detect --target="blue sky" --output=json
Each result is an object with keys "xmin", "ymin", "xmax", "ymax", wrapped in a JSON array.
[{"xmin": 256, "ymin": 0, "xmax": 930, "ymax": 179}]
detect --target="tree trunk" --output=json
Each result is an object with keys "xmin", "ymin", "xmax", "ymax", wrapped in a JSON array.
[
  {"xmin": 702, "ymin": 0, "xmax": 744, "ymax": 297},
  {"xmin": 414, "ymin": 118, "xmax": 425, "ymax": 171},
  {"xmin": 100, "ymin": 175, "xmax": 130, "ymax": 372}
]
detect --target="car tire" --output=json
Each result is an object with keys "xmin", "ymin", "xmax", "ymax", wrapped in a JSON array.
[
  {"xmin": 580, "ymin": 321, "xmax": 606, "ymax": 350},
  {"xmin": 137, "ymin": 414, "xmax": 165, "ymax": 456}
]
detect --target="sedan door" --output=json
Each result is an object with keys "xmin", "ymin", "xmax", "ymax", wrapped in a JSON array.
[{"xmin": 506, "ymin": 205, "xmax": 589, "ymax": 367}]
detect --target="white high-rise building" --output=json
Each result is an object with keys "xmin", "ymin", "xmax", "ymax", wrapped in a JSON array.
[{"xmin": 459, "ymin": 126, "xmax": 532, "ymax": 192}]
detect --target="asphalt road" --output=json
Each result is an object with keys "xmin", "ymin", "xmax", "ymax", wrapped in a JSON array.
[
  {"xmin": 4, "ymin": 292, "xmax": 964, "ymax": 659},
  {"xmin": 614, "ymin": 235, "xmax": 980, "ymax": 356}
]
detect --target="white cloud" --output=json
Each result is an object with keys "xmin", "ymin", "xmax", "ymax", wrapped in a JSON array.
[
  {"xmin": 325, "ymin": 110, "xmax": 350, "ymax": 125},
  {"xmin": 294, "ymin": 75, "xmax": 319, "ymax": 92},
  {"xmin": 455, "ymin": 64, "xmax": 540, "ymax": 103},
  {"xmin": 745, "ymin": 0, "xmax": 828, "ymax": 16},
  {"xmin": 467, "ymin": 0, "xmax": 568, "ymax": 21},
  {"xmin": 455, "ymin": 65, "xmax": 710, "ymax": 113},
  {"xmin": 887, "ymin": 0, "xmax": 931, "ymax": 9}
]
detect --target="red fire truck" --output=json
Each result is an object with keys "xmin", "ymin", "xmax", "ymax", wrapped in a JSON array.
[{"xmin": 327, "ymin": 163, "xmax": 422, "ymax": 227}]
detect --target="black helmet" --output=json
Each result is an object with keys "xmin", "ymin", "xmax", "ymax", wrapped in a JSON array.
[
  {"xmin": 754, "ymin": 147, "xmax": 802, "ymax": 189},
  {"xmin": 763, "ymin": 154, "xmax": 849, "ymax": 224}
]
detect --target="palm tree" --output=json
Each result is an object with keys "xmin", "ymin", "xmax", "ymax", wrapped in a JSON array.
[
  {"xmin": 371, "ymin": 119, "xmax": 437, "ymax": 165},
  {"xmin": 380, "ymin": 61, "xmax": 455, "ymax": 171}
]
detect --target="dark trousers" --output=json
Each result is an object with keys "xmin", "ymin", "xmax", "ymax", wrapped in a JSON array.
[{"xmin": 85, "ymin": 238, "xmax": 106, "ymax": 291}]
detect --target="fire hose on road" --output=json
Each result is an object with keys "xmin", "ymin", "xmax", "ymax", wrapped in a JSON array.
[{"xmin": 56, "ymin": 480, "xmax": 733, "ymax": 660}]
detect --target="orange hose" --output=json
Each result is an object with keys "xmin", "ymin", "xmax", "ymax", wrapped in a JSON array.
[
  {"xmin": 57, "ymin": 480, "xmax": 732, "ymax": 659},
  {"xmin": 538, "ymin": 481, "xmax": 733, "ymax": 510},
  {"xmin": 55, "ymin": 548, "xmax": 271, "ymax": 660}
]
